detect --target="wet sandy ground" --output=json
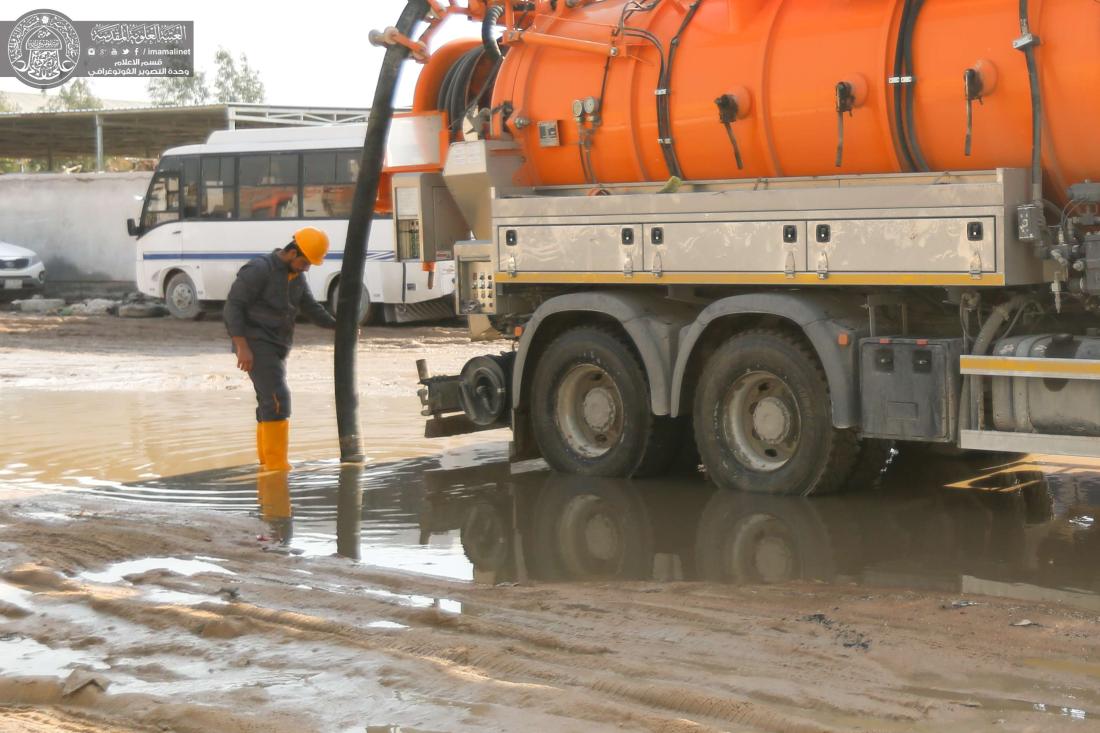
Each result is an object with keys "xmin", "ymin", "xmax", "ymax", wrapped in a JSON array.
[{"xmin": 1, "ymin": 312, "xmax": 1099, "ymax": 732}]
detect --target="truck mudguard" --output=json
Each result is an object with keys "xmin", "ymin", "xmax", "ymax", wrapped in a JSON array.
[
  {"xmin": 669, "ymin": 292, "xmax": 866, "ymax": 428},
  {"xmin": 512, "ymin": 292, "xmax": 696, "ymax": 416}
]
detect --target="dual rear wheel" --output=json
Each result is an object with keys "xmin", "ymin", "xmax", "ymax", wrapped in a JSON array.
[{"xmin": 530, "ymin": 326, "xmax": 864, "ymax": 495}]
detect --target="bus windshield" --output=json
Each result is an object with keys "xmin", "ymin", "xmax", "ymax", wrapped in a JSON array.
[{"xmin": 141, "ymin": 157, "xmax": 181, "ymax": 231}]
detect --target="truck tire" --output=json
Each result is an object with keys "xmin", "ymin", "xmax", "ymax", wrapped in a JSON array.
[
  {"xmin": 327, "ymin": 277, "xmax": 376, "ymax": 325},
  {"xmin": 164, "ymin": 271, "xmax": 202, "ymax": 320},
  {"xmin": 531, "ymin": 326, "xmax": 677, "ymax": 478},
  {"xmin": 692, "ymin": 330, "xmax": 858, "ymax": 495}
]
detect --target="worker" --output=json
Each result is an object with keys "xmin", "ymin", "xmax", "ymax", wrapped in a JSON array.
[{"xmin": 224, "ymin": 226, "xmax": 337, "ymax": 472}]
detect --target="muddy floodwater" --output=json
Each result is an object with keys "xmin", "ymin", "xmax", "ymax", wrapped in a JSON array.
[{"xmin": 1, "ymin": 313, "xmax": 1099, "ymax": 732}]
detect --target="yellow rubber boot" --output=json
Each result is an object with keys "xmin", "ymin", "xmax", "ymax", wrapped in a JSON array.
[
  {"xmin": 255, "ymin": 422, "xmax": 267, "ymax": 467},
  {"xmin": 261, "ymin": 419, "xmax": 292, "ymax": 471}
]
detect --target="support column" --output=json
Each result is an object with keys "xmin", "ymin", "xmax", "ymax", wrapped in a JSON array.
[{"xmin": 94, "ymin": 114, "xmax": 104, "ymax": 171}]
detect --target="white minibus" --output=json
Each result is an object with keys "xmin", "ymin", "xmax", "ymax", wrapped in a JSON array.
[{"xmin": 127, "ymin": 124, "xmax": 455, "ymax": 323}]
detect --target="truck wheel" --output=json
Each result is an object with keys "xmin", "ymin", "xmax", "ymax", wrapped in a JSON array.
[
  {"xmin": 693, "ymin": 330, "xmax": 857, "ymax": 495},
  {"xmin": 531, "ymin": 326, "xmax": 677, "ymax": 478},
  {"xmin": 327, "ymin": 277, "xmax": 375, "ymax": 325},
  {"xmin": 164, "ymin": 271, "xmax": 202, "ymax": 320}
]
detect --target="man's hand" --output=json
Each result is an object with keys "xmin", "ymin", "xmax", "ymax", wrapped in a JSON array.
[{"xmin": 232, "ymin": 337, "xmax": 253, "ymax": 372}]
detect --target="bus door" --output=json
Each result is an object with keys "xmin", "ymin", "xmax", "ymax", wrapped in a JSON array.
[
  {"xmin": 139, "ymin": 157, "xmax": 183, "ymax": 258},
  {"xmin": 367, "ymin": 217, "xmax": 404, "ymax": 305},
  {"xmin": 134, "ymin": 157, "xmax": 184, "ymax": 296}
]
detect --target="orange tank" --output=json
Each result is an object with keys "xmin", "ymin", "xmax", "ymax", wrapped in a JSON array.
[{"xmin": 415, "ymin": 0, "xmax": 1100, "ymax": 202}]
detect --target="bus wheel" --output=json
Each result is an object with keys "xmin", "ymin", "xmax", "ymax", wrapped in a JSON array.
[
  {"xmin": 328, "ymin": 278, "xmax": 375, "ymax": 325},
  {"xmin": 164, "ymin": 271, "xmax": 202, "ymax": 320},
  {"xmin": 693, "ymin": 330, "xmax": 857, "ymax": 496},
  {"xmin": 531, "ymin": 326, "xmax": 677, "ymax": 478}
]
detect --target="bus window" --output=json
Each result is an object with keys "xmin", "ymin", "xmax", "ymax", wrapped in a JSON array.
[
  {"xmin": 201, "ymin": 156, "xmax": 236, "ymax": 219},
  {"xmin": 181, "ymin": 157, "xmax": 200, "ymax": 219},
  {"xmin": 141, "ymin": 157, "xmax": 181, "ymax": 230},
  {"xmin": 337, "ymin": 151, "xmax": 360, "ymax": 183},
  {"xmin": 303, "ymin": 150, "xmax": 357, "ymax": 218},
  {"xmin": 239, "ymin": 153, "xmax": 299, "ymax": 220}
]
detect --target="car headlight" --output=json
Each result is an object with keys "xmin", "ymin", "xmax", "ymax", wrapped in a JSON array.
[{"xmin": 27, "ymin": 255, "xmax": 40, "ymax": 267}]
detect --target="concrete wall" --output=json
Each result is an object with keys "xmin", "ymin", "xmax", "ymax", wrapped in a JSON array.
[{"xmin": 0, "ymin": 172, "xmax": 151, "ymax": 297}]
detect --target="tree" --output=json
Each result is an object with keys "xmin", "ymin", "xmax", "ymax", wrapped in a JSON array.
[
  {"xmin": 0, "ymin": 92, "xmax": 18, "ymax": 113},
  {"xmin": 42, "ymin": 79, "xmax": 102, "ymax": 112},
  {"xmin": 147, "ymin": 72, "xmax": 210, "ymax": 107},
  {"xmin": 214, "ymin": 48, "xmax": 265, "ymax": 103}
]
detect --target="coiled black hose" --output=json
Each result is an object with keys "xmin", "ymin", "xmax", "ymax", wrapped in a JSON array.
[
  {"xmin": 482, "ymin": 5, "xmax": 504, "ymax": 63},
  {"xmin": 437, "ymin": 46, "xmax": 500, "ymax": 136}
]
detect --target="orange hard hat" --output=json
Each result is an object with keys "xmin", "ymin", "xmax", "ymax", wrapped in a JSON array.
[{"xmin": 292, "ymin": 226, "xmax": 329, "ymax": 265}]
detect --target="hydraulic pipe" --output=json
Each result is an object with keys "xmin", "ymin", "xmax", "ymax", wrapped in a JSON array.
[
  {"xmin": 1017, "ymin": 0, "xmax": 1044, "ymax": 203},
  {"xmin": 959, "ymin": 294, "xmax": 1029, "ymax": 432},
  {"xmin": 335, "ymin": 0, "xmax": 430, "ymax": 463}
]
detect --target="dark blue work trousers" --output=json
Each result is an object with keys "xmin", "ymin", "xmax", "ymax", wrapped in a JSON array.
[{"xmin": 248, "ymin": 340, "xmax": 291, "ymax": 422}]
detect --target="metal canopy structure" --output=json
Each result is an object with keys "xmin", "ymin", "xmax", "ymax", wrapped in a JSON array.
[{"xmin": 0, "ymin": 103, "xmax": 374, "ymax": 168}]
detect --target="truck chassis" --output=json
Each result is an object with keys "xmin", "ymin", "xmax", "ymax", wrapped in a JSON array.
[{"xmin": 401, "ymin": 142, "xmax": 1100, "ymax": 495}]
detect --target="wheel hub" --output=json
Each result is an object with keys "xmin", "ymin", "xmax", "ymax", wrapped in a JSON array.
[
  {"xmin": 721, "ymin": 370, "xmax": 803, "ymax": 472},
  {"xmin": 582, "ymin": 387, "xmax": 616, "ymax": 433},
  {"xmin": 752, "ymin": 396, "xmax": 792, "ymax": 444},
  {"xmin": 555, "ymin": 365, "xmax": 625, "ymax": 458},
  {"xmin": 172, "ymin": 285, "xmax": 194, "ymax": 309}
]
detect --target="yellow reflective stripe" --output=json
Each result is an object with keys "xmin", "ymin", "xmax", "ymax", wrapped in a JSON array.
[
  {"xmin": 494, "ymin": 272, "xmax": 1005, "ymax": 286},
  {"xmin": 961, "ymin": 355, "xmax": 1100, "ymax": 379}
]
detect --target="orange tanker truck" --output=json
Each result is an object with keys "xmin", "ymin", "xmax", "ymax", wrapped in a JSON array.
[{"xmin": 370, "ymin": 0, "xmax": 1100, "ymax": 496}]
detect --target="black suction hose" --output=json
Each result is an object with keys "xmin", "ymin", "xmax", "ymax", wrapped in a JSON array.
[{"xmin": 335, "ymin": 0, "xmax": 429, "ymax": 463}]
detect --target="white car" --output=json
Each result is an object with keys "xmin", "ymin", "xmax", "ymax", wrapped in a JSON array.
[{"xmin": 0, "ymin": 241, "xmax": 46, "ymax": 298}]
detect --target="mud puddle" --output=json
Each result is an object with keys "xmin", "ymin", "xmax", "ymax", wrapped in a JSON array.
[
  {"xmin": 0, "ymin": 387, "xmax": 506, "ymax": 493},
  {"xmin": 4, "ymin": 386, "xmax": 1100, "ymax": 603},
  {"xmin": 69, "ymin": 440, "xmax": 1100, "ymax": 610},
  {"xmin": 4, "ymin": 388, "xmax": 1100, "ymax": 731}
]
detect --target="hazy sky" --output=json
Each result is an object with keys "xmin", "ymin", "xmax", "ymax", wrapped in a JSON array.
[{"xmin": 0, "ymin": 1, "xmax": 481, "ymax": 107}]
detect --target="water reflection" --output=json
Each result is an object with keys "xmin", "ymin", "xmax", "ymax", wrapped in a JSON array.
[
  {"xmin": 257, "ymin": 470, "xmax": 292, "ymax": 545},
  {"xmin": 336, "ymin": 463, "xmax": 363, "ymax": 560},
  {"xmin": 98, "ymin": 448, "xmax": 1100, "ymax": 608}
]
